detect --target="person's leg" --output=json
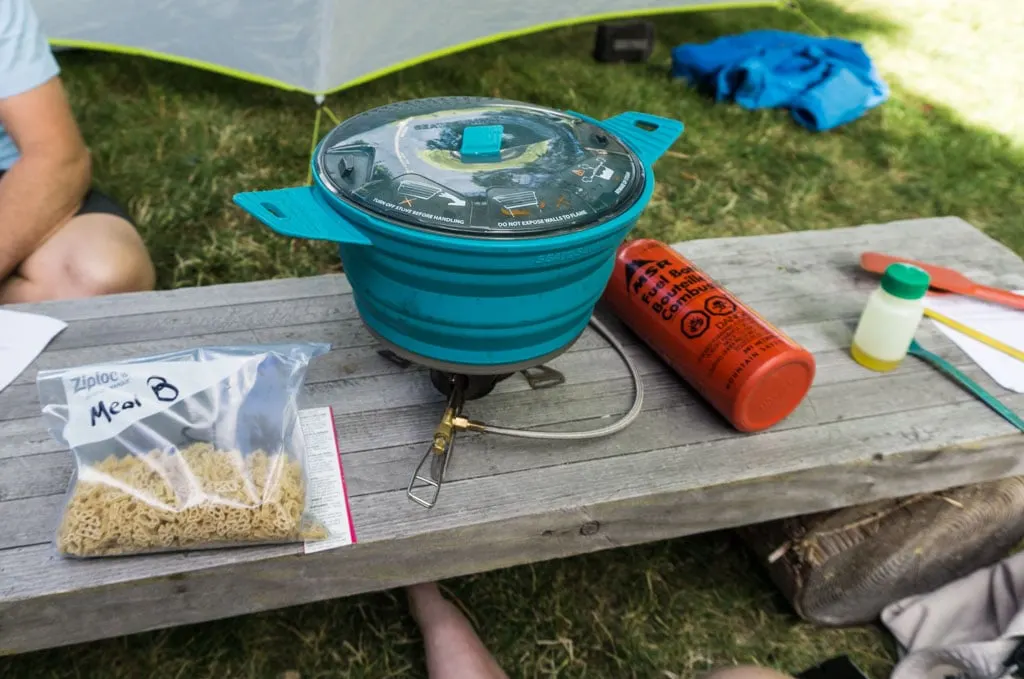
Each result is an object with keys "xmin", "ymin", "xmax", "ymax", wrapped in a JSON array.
[
  {"xmin": 407, "ymin": 582, "xmax": 508, "ymax": 679},
  {"xmin": 0, "ymin": 189, "xmax": 154, "ymax": 304},
  {"xmin": 405, "ymin": 582, "xmax": 794, "ymax": 679}
]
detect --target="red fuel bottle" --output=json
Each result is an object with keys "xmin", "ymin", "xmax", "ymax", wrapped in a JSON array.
[{"xmin": 601, "ymin": 239, "xmax": 816, "ymax": 432}]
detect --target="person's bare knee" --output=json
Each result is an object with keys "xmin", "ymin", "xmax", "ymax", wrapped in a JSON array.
[
  {"xmin": 68, "ymin": 230, "xmax": 155, "ymax": 296},
  {"xmin": 19, "ymin": 212, "xmax": 154, "ymax": 300}
]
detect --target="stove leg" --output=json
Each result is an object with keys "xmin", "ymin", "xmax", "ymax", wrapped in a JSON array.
[
  {"xmin": 377, "ymin": 348, "xmax": 413, "ymax": 369},
  {"xmin": 520, "ymin": 365, "xmax": 566, "ymax": 390},
  {"xmin": 429, "ymin": 371, "xmax": 514, "ymax": 400}
]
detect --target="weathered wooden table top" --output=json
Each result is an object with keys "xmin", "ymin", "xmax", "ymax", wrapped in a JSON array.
[{"xmin": 2, "ymin": 216, "xmax": 1023, "ymax": 654}]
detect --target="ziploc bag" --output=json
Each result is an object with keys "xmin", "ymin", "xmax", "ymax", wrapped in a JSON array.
[{"xmin": 36, "ymin": 343, "xmax": 331, "ymax": 557}]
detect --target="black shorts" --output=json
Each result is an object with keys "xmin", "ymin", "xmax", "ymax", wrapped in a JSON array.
[
  {"xmin": 0, "ymin": 170, "xmax": 134, "ymax": 225},
  {"xmin": 76, "ymin": 187, "xmax": 134, "ymax": 225}
]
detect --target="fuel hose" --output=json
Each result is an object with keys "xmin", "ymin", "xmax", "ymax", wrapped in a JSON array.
[{"xmin": 453, "ymin": 315, "xmax": 644, "ymax": 439}]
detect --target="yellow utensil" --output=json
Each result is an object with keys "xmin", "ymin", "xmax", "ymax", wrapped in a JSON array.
[{"xmin": 924, "ymin": 308, "xmax": 1024, "ymax": 363}]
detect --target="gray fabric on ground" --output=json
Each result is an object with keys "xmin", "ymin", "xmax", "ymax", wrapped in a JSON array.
[{"xmin": 882, "ymin": 550, "xmax": 1024, "ymax": 679}]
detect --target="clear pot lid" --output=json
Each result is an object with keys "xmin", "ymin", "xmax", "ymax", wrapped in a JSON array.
[{"xmin": 314, "ymin": 96, "xmax": 646, "ymax": 238}]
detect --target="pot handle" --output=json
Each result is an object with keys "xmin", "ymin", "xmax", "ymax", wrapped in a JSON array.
[
  {"xmin": 232, "ymin": 186, "xmax": 372, "ymax": 246},
  {"xmin": 595, "ymin": 112, "xmax": 685, "ymax": 167}
]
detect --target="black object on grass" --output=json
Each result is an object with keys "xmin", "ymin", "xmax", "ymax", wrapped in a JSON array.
[
  {"xmin": 796, "ymin": 656, "xmax": 871, "ymax": 679},
  {"xmin": 593, "ymin": 21, "xmax": 655, "ymax": 63}
]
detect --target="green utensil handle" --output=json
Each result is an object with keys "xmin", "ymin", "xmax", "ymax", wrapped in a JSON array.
[{"xmin": 908, "ymin": 340, "xmax": 1024, "ymax": 433}]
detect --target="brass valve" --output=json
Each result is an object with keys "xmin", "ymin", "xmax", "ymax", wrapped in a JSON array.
[
  {"xmin": 408, "ymin": 376, "xmax": 466, "ymax": 509},
  {"xmin": 431, "ymin": 408, "xmax": 457, "ymax": 455}
]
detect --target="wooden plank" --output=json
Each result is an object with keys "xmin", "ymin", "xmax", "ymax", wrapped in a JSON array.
[
  {"xmin": 683, "ymin": 236, "xmax": 1024, "ymax": 291},
  {"xmin": 2, "ymin": 243, "xmax": 992, "ymax": 423},
  {"xmin": 4, "ymin": 353, "xmax": 1021, "ymax": 595},
  {"xmin": 2, "ymin": 216, "xmax": 1023, "ymax": 655},
  {"xmin": 5, "ymin": 274, "xmax": 353, "ymax": 323},
  {"xmin": 4, "ymin": 264, "xmax": 875, "ymax": 427},
  {"xmin": 4, "ymin": 224, "xmax": 1015, "ymax": 462},
  {"xmin": 2, "ymin": 348, "xmax": 1013, "ymax": 551},
  {"xmin": 679, "ymin": 217, "xmax": 1019, "ymax": 270},
  {"xmin": 0, "ymin": 319, "xmax": 636, "ymax": 425},
  {"xmin": 3, "ymin": 315, "xmax": 530, "ymax": 392},
  {"xmin": 0, "ymin": 217, "xmax": 963, "ymax": 324},
  {"xmin": 8, "ymin": 385, "xmax": 1024, "ymax": 595},
  {"xmin": 2, "ymin": 218, "xmax": 1020, "ymax": 526},
  {"xmin": 0, "ymin": 328, "xmax": 630, "ymax": 457},
  {"xmin": 0, "ymin": 317, "xmax": 886, "ymax": 461},
  {"xmin": 339, "ymin": 360, "xmax": 1018, "ymax": 504},
  {"xmin": 42, "ymin": 296, "xmax": 360, "ymax": 352},
  {"xmin": 0, "ymin": 312, "xmax": 987, "ymax": 523},
  {"xmin": 0, "ymin": 333, "xmax": 999, "ymax": 537},
  {"xmin": 4, "ymin": 217, "xmax": 1018, "ymax": 347},
  {"xmin": 0, "ymin": 452, "xmax": 68, "ymax": 503},
  {"xmin": 0, "ymin": 497, "xmax": 57, "ymax": 552},
  {"xmin": 2, "ymin": 403, "xmax": 1021, "ymax": 655},
  {"xmin": 2, "ymin": 216, "xmax": 1018, "ymax": 402},
  {"xmin": 6, "ymin": 330, "xmax": 259, "ymax": 388},
  {"xmin": 0, "ymin": 328, "xmax": 995, "ymax": 509}
]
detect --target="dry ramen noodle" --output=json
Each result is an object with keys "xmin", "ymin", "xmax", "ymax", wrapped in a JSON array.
[{"xmin": 57, "ymin": 442, "xmax": 328, "ymax": 557}]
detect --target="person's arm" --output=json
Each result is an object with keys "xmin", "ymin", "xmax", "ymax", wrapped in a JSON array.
[
  {"xmin": 0, "ymin": 0, "xmax": 91, "ymax": 281},
  {"xmin": 0, "ymin": 75, "xmax": 91, "ymax": 281}
]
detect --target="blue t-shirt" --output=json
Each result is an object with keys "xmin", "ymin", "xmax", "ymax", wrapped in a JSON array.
[{"xmin": 0, "ymin": 0, "xmax": 61, "ymax": 170}]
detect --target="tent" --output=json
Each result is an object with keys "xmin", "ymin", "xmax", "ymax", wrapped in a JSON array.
[{"xmin": 34, "ymin": 0, "xmax": 783, "ymax": 97}]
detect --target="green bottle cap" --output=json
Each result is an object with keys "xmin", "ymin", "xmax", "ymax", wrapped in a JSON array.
[{"xmin": 881, "ymin": 263, "xmax": 930, "ymax": 300}]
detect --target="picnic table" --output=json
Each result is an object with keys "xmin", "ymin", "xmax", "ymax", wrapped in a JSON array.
[{"xmin": 2, "ymin": 216, "xmax": 1023, "ymax": 656}]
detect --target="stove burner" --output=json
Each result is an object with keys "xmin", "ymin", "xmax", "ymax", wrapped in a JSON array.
[
  {"xmin": 400, "ymin": 315, "xmax": 642, "ymax": 511},
  {"xmin": 429, "ymin": 370, "xmax": 513, "ymax": 400}
]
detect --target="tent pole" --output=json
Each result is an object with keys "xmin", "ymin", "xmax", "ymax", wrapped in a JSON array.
[
  {"xmin": 782, "ymin": 1, "xmax": 828, "ymax": 37},
  {"xmin": 322, "ymin": 104, "xmax": 341, "ymax": 126},
  {"xmin": 307, "ymin": 95, "xmax": 326, "ymax": 185},
  {"xmin": 307, "ymin": 96, "xmax": 343, "ymax": 185}
]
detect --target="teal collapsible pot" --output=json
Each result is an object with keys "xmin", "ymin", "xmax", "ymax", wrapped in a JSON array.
[{"xmin": 233, "ymin": 96, "xmax": 683, "ymax": 375}]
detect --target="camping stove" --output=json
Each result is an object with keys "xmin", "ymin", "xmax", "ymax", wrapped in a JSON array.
[{"xmin": 377, "ymin": 347, "xmax": 567, "ymax": 508}]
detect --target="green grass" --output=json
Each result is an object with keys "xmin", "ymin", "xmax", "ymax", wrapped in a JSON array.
[
  {"xmin": 2, "ymin": 0, "xmax": 1023, "ymax": 677},
  {"xmin": 847, "ymin": 0, "xmax": 1024, "ymax": 145},
  {"xmin": 1, "ymin": 536, "xmax": 894, "ymax": 679}
]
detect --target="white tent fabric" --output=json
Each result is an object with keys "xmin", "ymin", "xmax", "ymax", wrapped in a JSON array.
[{"xmin": 33, "ymin": 0, "xmax": 781, "ymax": 95}]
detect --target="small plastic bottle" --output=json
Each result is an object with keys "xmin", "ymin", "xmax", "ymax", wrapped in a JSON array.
[{"xmin": 850, "ymin": 262, "xmax": 931, "ymax": 372}]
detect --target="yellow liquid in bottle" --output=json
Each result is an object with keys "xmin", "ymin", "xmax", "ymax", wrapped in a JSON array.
[{"xmin": 850, "ymin": 342, "xmax": 903, "ymax": 372}]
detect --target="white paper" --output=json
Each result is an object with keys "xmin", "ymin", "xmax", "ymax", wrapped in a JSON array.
[
  {"xmin": 299, "ymin": 406, "xmax": 357, "ymax": 553},
  {"xmin": 0, "ymin": 310, "xmax": 67, "ymax": 393},
  {"xmin": 925, "ymin": 291, "xmax": 1024, "ymax": 394}
]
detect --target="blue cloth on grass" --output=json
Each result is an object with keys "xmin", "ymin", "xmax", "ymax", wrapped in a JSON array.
[{"xmin": 671, "ymin": 30, "xmax": 889, "ymax": 132}]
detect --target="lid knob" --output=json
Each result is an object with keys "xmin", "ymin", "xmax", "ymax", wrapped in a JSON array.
[{"xmin": 459, "ymin": 124, "xmax": 504, "ymax": 163}]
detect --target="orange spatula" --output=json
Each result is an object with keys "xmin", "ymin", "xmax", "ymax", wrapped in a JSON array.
[{"xmin": 860, "ymin": 252, "xmax": 1024, "ymax": 311}]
